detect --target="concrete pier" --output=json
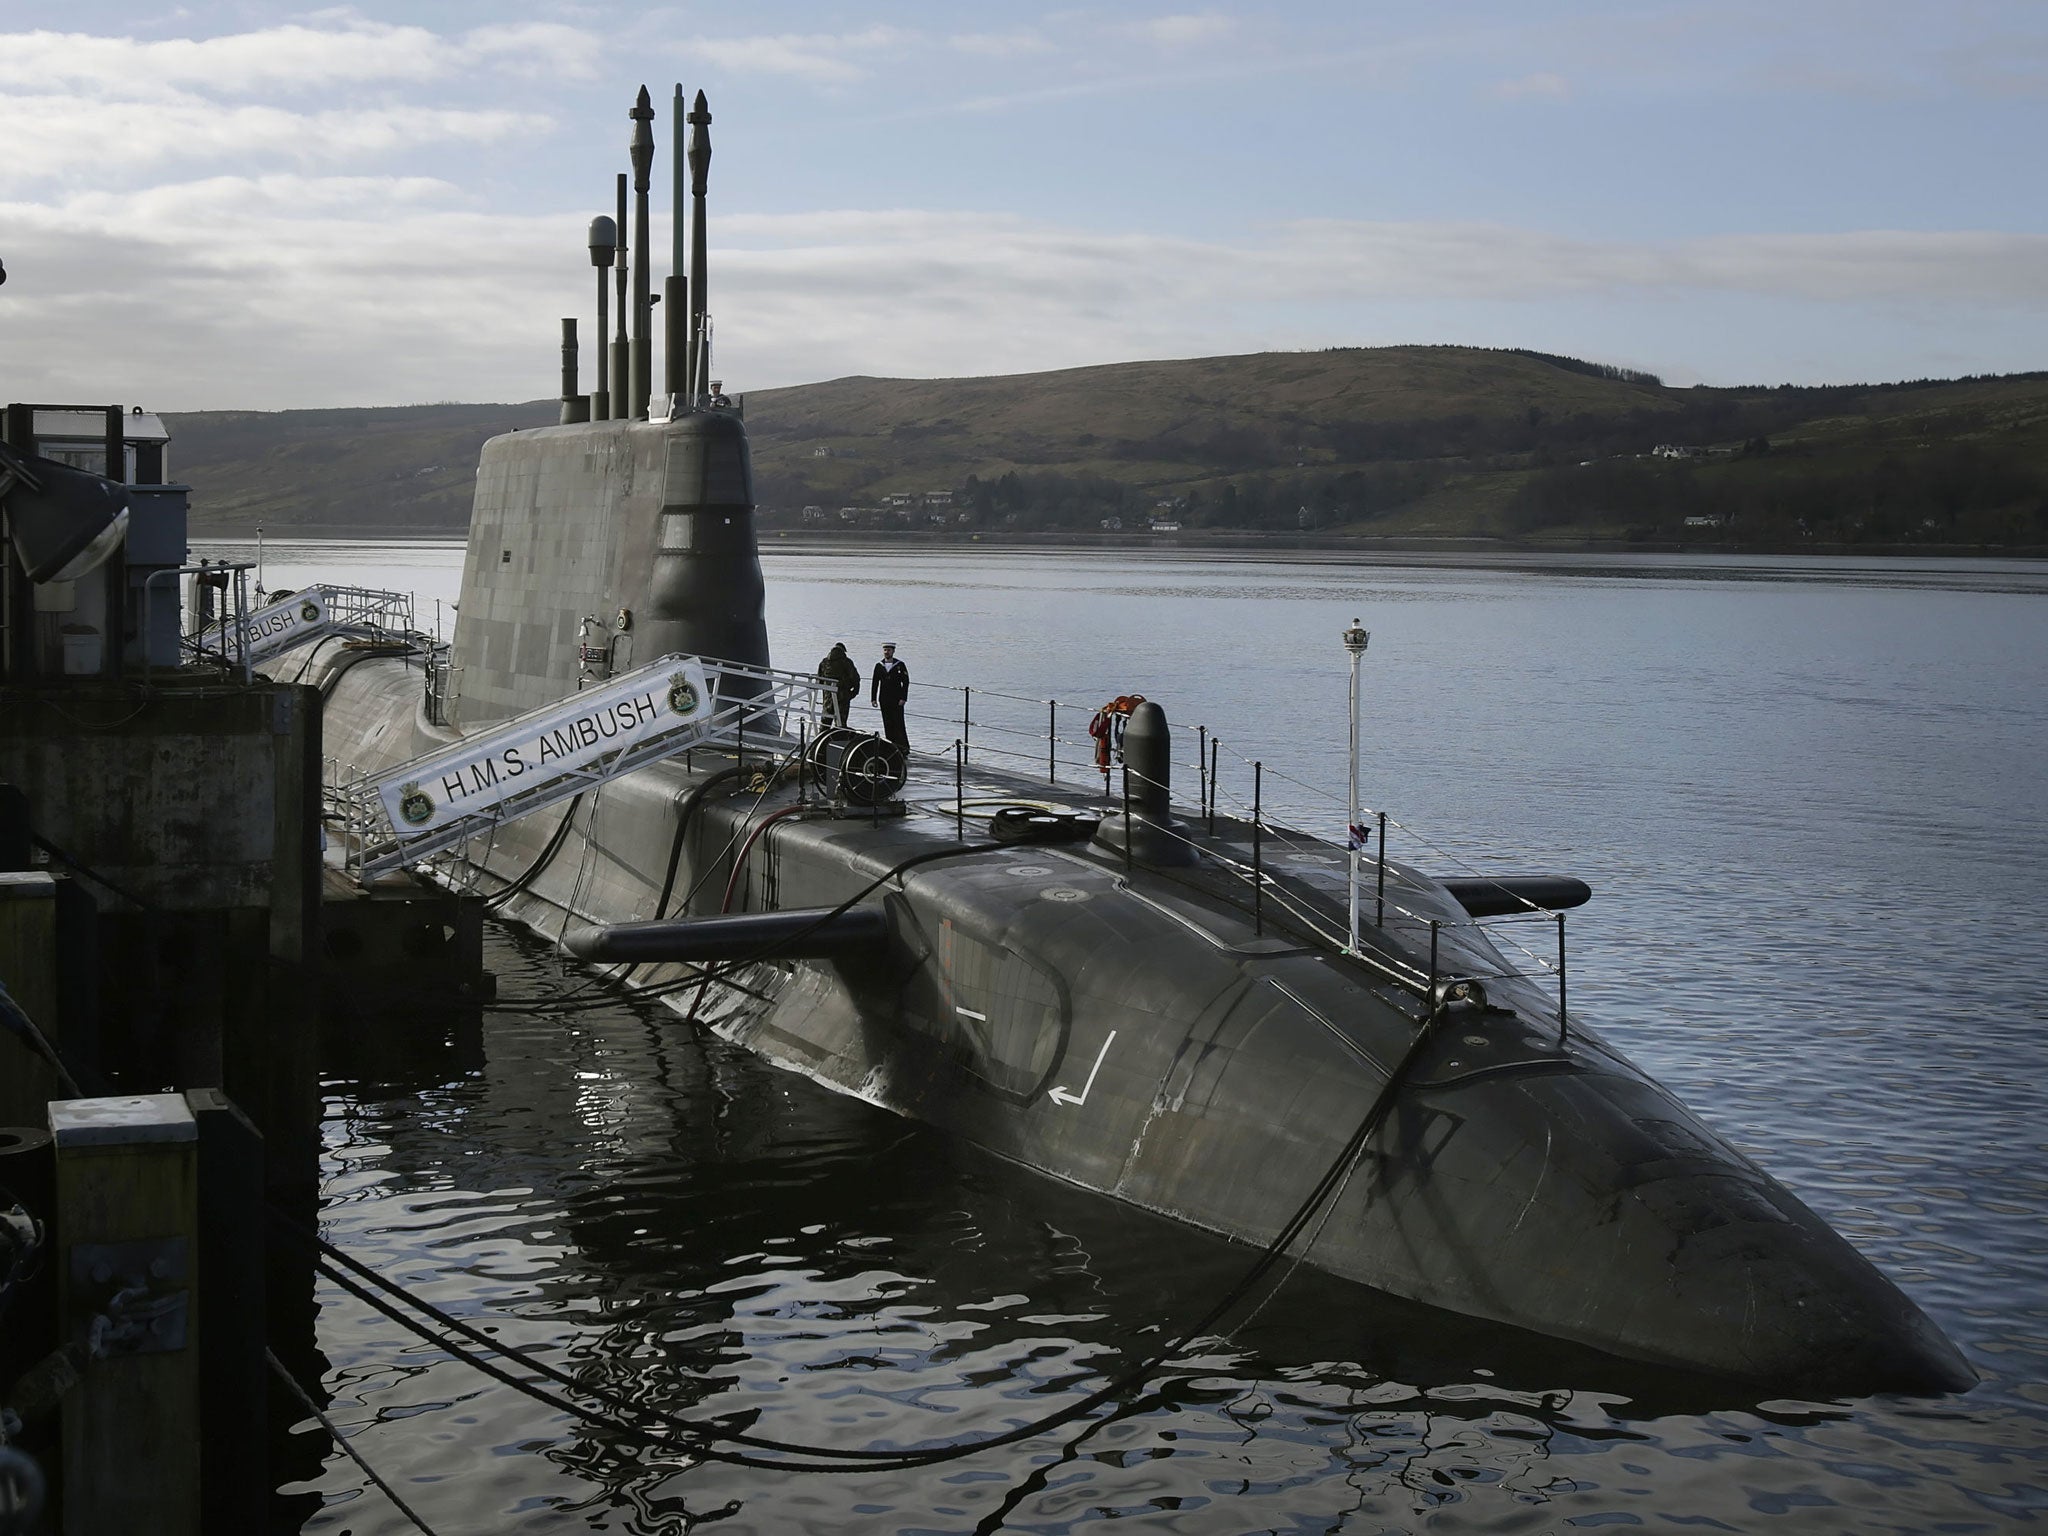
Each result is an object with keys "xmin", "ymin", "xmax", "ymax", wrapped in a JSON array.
[
  {"xmin": 0, "ymin": 676, "xmax": 322, "ymax": 1184},
  {"xmin": 319, "ymin": 864, "xmax": 491, "ymax": 1008}
]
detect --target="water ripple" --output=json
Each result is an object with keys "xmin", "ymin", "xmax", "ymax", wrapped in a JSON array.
[{"xmin": 283, "ymin": 550, "xmax": 2048, "ymax": 1534}]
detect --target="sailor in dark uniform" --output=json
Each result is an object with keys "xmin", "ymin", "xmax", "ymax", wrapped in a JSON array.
[
  {"xmin": 871, "ymin": 642, "xmax": 910, "ymax": 753},
  {"xmin": 816, "ymin": 641, "xmax": 860, "ymax": 727}
]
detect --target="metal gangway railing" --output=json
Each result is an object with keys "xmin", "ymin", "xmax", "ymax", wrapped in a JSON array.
[
  {"xmin": 201, "ymin": 582, "xmax": 418, "ymax": 668},
  {"xmin": 328, "ymin": 653, "xmax": 827, "ymax": 880}
]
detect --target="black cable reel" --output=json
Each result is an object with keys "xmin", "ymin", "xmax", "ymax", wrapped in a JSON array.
[{"xmin": 805, "ymin": 727, "xmax": 906, "ymax": 806}]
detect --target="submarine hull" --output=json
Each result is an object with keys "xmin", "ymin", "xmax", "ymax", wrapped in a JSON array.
[
  {"xmin": 316, "ymin": 652, "xmax": 1970, "ymax": 1393},
  {"xmin": 301, "ymin": 409, "xmax": 1971, "ymax": 1396}
]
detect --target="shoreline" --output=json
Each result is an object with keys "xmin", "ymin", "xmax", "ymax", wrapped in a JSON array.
[{"xmin": 189, "ymin": 524, "xmax": 2048, "ymax": 561}]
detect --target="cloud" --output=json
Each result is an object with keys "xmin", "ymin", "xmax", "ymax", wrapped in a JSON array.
[
  {"xmin": 1269, "ymin": 221, "xmax": 2048, "ymax": 304},
  {"xmin": 6, "ymin": 192, "xmax": 2044, "ymax": 410},
  {"xmin": 0, "ymin": 92, "xmax": 549, "ymax": 185},
  {"xmin": 0, "ymin": 20, "xmax": 599, "ymax": 96},
  {"xmin": 1470, "ymin": 1, "xmax": 2048, "ymax": 102},
  {"xmin": 1, "ymin": 177, "xmax": 583, "ymax": 409},
  {"xmin": 947, "ymin": 30, "xmax": 1054, "ymax": 59},
  {"xmin": 694, "ymin": 27, "xmax": 916, "ymax": 83},
  {"xmin": 1122, "ymin": 14, "xmax": 1236, "ymax": 50},
  {"xmin": 1493, "ymin": 71, "xmax": 1571, "ymax": 100},
  {"xmin": 722, "ymin": 211, "xmax": 2048, "ymax": 305},
  {"xmin": 712, "ymin": 213, "xmax": 2048, "ymax": 388},
  {"xmin": 456, "ymin": 23, "xmax": 603, "ymax": 80}
]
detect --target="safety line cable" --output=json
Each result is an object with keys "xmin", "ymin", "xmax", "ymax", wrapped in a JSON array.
[
  {"xmin": 0, "ymin": 977, "xmax": 82, "ymax": 1098},
  {"xmin": 1192, "ymin": 741, "xmax": 1566, "ymax": 927},
  {"xmin": 1119, "ymin": 761, "xmax": 1565, "ymax": 985},
  {"xmin": 277, "ymin": 991, "xmax": 1447, "ymax": 1475},
  {"xmin": 266, "ymin": 1347, "xmax": 441, "ymax": 1536},
  {"xmin": 28, "ymin": 833, "xmax": 159, "ymax": 915},
  {"xmin": 461, "ymin": 740, "xmax": 1552, "ymax": 1016}
]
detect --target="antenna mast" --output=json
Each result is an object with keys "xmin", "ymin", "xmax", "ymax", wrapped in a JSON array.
[
  {"xmin": 685, "ymin": 90, "xmax": 712, "ymax": 406},
  {"xmin": 628, "ymin": 86, "xmax": 655, "ymax": 420}
]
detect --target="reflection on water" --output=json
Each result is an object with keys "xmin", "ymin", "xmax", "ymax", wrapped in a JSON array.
[{"xmin": 245, "ymin": 545, "xmax": 2048, "ymax": 1533}]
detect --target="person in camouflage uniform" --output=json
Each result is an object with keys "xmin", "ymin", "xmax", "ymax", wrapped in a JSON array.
[{"xmin": 817, "ymin": 641, "xmax": 860, "ymax": 727}]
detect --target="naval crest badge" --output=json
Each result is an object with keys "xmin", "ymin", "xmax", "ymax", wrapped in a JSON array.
[
  {"xmin": 398, "ymin": 780, "xmax": 434, "ymax": 826},
  {"xmin": 300, "ymin": 599, "xmax": 321, "ymax": 623},
  {"xmin": 667, "ymin": 671, "xmax": 700, "ymax": 716}
]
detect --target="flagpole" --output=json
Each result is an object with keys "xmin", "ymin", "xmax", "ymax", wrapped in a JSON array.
[{"xmin": 1343, "ymin": 617, "xmax": 1371, "ymax": 952}]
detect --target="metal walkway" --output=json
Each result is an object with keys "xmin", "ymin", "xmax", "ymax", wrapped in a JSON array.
[
  {"xmin": 328, "ymin": 653, "xmax": 827, "ymax": 880},
  {"xmin": 194, "ymin": 583, "xmax": 417, "ymax": 668}
]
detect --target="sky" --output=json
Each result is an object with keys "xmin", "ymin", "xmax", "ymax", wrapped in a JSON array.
[{"xmin": 3, "ymin": 1, "xmax": 2046, "ymax": 411}]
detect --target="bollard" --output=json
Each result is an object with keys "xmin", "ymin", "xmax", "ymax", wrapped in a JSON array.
[{"xmin": 51, "ymin": 1093, "xmax": 202, "ymax": 1536}]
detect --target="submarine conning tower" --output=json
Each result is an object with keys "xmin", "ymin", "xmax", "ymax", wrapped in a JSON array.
[{"xmin": 443, "ymin": 86, "xmax": 772, "ymax": 728}]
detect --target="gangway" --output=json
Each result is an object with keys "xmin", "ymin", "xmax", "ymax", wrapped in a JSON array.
[
  {"xmin": 189, "ymin": 582, "xmax": 418, "ymax": 668},
  {"xmin": 328, "ymin": 653, "xmax": 828, "ymax": 880}
]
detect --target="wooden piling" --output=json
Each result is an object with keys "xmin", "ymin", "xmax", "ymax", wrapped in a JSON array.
[
  {"xmin": 50, "ymin": 1093, "xmax": 201, "ymax": 1536},
  {"xmin": 186, "ymin": 1088, "xmax": 266, "ymax": 1534},
  {"xmin": 0, "ymin": 871, "xmax": 62, "ymax": 1124}
]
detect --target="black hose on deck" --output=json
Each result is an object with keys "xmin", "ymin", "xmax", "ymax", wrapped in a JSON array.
[
  {"xmin": 316, "ymin": 641, "xmax": 416, "ymax": 700},
  {"xmin": 483, "ymin": 793, "xmax": 584, "ymax": 910},
  {"xmin": 267, "ymin": 827, "xmax": 1457, "ymax": 1473},
  {"xmin": 610, "ymin": 760, "xmax": 761, "ymax": 987}
]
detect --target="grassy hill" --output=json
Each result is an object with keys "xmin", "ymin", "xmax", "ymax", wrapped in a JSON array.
[
  {"xmin": 170, "ymin": 401, "xmax": 557, "ymax": 536},
  {"xmin": 168, "ymin": 347, "xmax": 2048, "ymax": 548}
]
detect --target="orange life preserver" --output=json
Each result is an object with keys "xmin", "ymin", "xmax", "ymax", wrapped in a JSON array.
[{"xmin": 1088, "ymin": 694, "xmax": 1145, "ymax": 774}]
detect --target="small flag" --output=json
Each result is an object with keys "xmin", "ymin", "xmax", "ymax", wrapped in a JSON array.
[{"xmin": 1347, "ymin": 822, "xmax": 1371, "ymax": 851}]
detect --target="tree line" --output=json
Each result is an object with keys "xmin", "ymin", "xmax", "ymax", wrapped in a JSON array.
[{"xmin": 1505, "ymin": 443, "xmax": 2048, "ymax": 544}]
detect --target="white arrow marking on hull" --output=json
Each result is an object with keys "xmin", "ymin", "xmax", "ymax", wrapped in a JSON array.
[{"xmin": 1048, "ymin": 1030, "xmax": 1117, "ymax": 1108}]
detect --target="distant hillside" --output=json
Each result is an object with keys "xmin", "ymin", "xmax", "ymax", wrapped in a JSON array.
[
  {"xmin": 171, "ymin": 401, "xmax": 556, "ymax": 536},
  {"xmin": 169, "ymin": 348, "xmax": 2048, "ymax": 548}
]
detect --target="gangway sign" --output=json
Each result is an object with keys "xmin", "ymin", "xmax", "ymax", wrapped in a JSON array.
[
  {"xmin": 201, "ymin": 583, "xmax": 416, "ymax": 667},
  {"xmin": 331, "ymin": 653, "xmax": 828, "ymax": 880}
]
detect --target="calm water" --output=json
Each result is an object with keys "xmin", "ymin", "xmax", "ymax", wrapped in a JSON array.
[{"xmin": 213, "ymin": 540, "xmax": 2048, "ymax": 1533}]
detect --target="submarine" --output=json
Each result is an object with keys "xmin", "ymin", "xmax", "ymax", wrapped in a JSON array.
[{"xmin": 301, "ymin": 86, "xmax": 1972, "ymax": 1398}]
